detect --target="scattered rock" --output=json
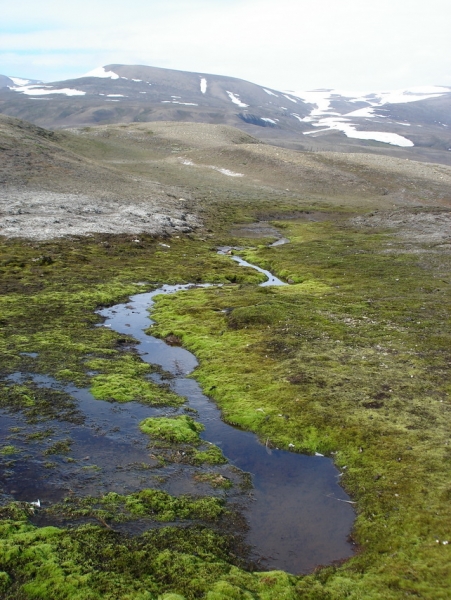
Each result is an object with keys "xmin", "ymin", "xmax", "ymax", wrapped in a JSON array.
[{"xmin": 165, "ymin": 334, "xmax": 182, "ymax": 346}]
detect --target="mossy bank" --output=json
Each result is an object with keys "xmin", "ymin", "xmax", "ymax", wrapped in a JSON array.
[{"xmin": 1, "ymin": 200, "xmax": 451, "ymax": 598}]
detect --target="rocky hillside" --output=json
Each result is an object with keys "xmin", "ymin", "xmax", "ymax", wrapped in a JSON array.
[{"xmin": 0, "ymin": 114, "xmax": 199, "ymax": 239}]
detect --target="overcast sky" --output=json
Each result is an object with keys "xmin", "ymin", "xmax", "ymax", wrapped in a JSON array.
[{"xmin": 1, "ymin": 0, "xmax": 450, "ymax": 91}]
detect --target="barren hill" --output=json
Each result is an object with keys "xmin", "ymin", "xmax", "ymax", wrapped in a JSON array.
[{"xmin": 1, "ymin": 114, "xmax": 450, "ymax": 240}]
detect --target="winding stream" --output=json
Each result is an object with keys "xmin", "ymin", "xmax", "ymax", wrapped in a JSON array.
[
  {"xmin": 0, "ymin": 250, "xmax": 355, "ymax": 575},
  {"xmin": 96, "ymin": 252, "xmax": 355, "ymax": 574}
]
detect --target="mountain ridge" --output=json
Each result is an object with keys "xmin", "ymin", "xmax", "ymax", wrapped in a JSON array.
[{"xmin": 1, "ymin": 63, "xmax": 450, "ymax": 165}]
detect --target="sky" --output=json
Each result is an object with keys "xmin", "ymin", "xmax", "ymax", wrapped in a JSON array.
[{"xmin": 1, "ymin": 0, "xmax": 451, "ymax": 91}]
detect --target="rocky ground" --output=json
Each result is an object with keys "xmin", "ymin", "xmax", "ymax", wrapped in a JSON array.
[
  {"xmin": 352, "ymin": 207, "xmax": 451, "ymax": 245},
  {"xmin": 0, "ymin": 188, "xmax": 198, "ymax": 240}
]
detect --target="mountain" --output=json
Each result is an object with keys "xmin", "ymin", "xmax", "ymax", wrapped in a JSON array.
[
  {"xmin": 0, "ymin": 75, "xmax": 42, "ymax": 88},
  {"xmin": 0, "ymin": 64, "xmax": 309, "ymax": 131},
  {"xmin": 0, "ymin": 75, "xmax": 15, "ymax": 88},
  {"xmin": 0, "ymin": 64, "xmax": 450, "ymax": 165}
]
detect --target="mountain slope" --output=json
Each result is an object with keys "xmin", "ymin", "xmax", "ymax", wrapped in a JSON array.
[
  {"xmin": 0, "ymin": 64, "xmax": 310, "ymax": 133},
  {"xmin": 1, "ymin": 63, "xmax": 450, "ymax": 164}
]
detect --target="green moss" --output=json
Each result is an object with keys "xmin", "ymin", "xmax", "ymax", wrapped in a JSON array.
[
  {"xmin": 227, "ymin": 304, "xmax": 284, "ymax": 330},
  {"xmin": 0, "ymin": 515, "xmax": 253, "ymax": 600},
  {"xmin": 47, "ymin": 489, "xmax": 224, "ymax": 525},
  {"xmin": 149, "ymin": 216, "xmax": 451, "ymax": 598},
  {"xmin": 140, "ymin": 416, "xmax": 204, "ymax": 445},
  {"xmin": 0, "ymin": 571, "xmax": 11, "ymax": 593},
  {"xmin": 192, "ymin": 445, "xmax": 227, "ymax": 465},
  {"xmin": 87, "ymin": 355, "xmax": 183, "ymax": 405},
  {"xmin": 194, "ymin": 472, "xmax": 233, "ymax": 489},
  {"xmin": 0, "ymin": 384, "xmax": 82, "ymax": 424},
  {"xmin": 44, "ymin": 439, "xmax": 72, "ymax": 456},
  {"xmin": 0, "ymin": 446, "xmax": 17, "ymax": 456},
  {"xmin": 2, "ymin": 204, "xmax": 451, "ymax": 597}
]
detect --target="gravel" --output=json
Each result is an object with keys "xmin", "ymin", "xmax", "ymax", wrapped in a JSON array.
[{"xmin": 0, "ymin": 188, "xmax": 200, "ymax": 240}]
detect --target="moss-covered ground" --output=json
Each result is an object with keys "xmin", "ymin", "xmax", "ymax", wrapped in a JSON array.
[
  {"xmin": 1, "ymin": 202, "xmax": 451, "ymax": 598},
  {"xmin": 150, "ymin": 216, "xmax": 451, "ymax": 598}
]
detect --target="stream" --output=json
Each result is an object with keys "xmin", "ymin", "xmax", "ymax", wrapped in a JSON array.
[
  {"xmin": 0, "ymin": 250, "xmax": 355, "ymax": 575},
  {"xmin": 95, "ymin": 252, "xmax": 355, "ymax": 574}
]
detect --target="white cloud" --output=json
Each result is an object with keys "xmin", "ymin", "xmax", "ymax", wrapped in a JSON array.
[{"xmin": 1, "ymin": 0, "xmax": 451, "ymax": 90}]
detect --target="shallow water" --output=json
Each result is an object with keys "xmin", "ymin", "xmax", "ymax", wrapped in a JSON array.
[
  {"xmin": 96, "ymin": 258, "xmax": 355, "ymax": 574},
  {"xmin": 1, "ymin": 252, "xmax": 355, "ymax": 574},
  {"xmin": 217, "ymin": 247, "xmax": 287, "ymax": 286}
]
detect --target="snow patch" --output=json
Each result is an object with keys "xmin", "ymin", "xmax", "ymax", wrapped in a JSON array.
[
  {"xmin": 107, "ymin": 94, "xmax": 125, "ymax": 97},
  {"xmin": 291, "ymin": 113, "xmax": 311, "ymax": 123},
  {"xmin": 13, "ymin": 86, "xmax": 86, "ymax": 96},
  {"xmin": 286, "ymin": 86, "xmax": 445, "ymax": 146},
  {"xmin": 162, "ymin": 100, "xmax": 198, "ymax": 106},
  {"xmin": 200, "ymin": 78, "xmax": 207, "ymax": 94},
  {"xmin": 344, "ymin": 129, "xmax": 414, "ymax": 146},
  {"xmin": 344, "ymin": 107, "xmax": 376, "ymax": 118},
  {"xmin": 263, "ymin": 88, "xmax": 278, "ymax": 97},
  {"xmin": 180, "ymin": 158, "xmax": 243, "ymax": 177},
  {"xmin": 132, "ymin": 79, "xmax": 142, "ymax": 82},
  {"xmin": 210, "ymin": 166, "xmax": 244, "ymax": 177},
  {"xmin": 80, "ymin": 66, "xmax": 120, "ymax": 79},
  {"xmin": 373, "ymin": 90, "xmax": 447, "ymax": 105},
  {"xmin": 9, "ymin": 77, "xmax": 36, "ymax": 86},
  {"xmin": 304, "ymin": 117, "xmax": 413, "ymax": 147},
  {"xmin": 261, "ymin": 117, "xmax": 278, "ymax": 124},
  {"xmin": 283, "ymin": 94, "xmax": 297, "ymax": 103},
  {"xmin": 226, "ymin": 91, "xmax": 248, "ymax": 107},
  {"xmin": 290, "ymin": 90, "xmax": 332, "ymax": 114}
]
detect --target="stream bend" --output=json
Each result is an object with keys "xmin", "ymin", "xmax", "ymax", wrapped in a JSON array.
[{"xmin": 97, "ymin": 251, "xmax": 355, "ymax": 574}]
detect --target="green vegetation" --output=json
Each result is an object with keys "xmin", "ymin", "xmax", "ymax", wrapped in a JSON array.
[
  {"xmin": 1, "ymin": 202, "xmax": 451, "ymax": 597},
  {"xmin": 192, "ymin": 445, "xmax": 227, "ymax": 466},
  {"xmin": 194, "ymin": 473, "xmax": 233, "ymax": 489},
  {"xmin": 150, "ymin": 217, "xmax": 451, "ymax": 598},
  {"xmin": 0, "ymin": 445, "xmax": 17, "ymax": 456},
  {"xmin": 88, "ymin": 356, "xmax": 183, "ymax": 405},
  {"xmin": 46, "ymin": 489, "xmax": 225, "ymax": 524},
  {"xmin": 140, "ymin": 415, "xmax": 204, "ymax": 445},
  {"xmin": 139, "ymin": 416, "xmax": 227, "ymax": 465}
]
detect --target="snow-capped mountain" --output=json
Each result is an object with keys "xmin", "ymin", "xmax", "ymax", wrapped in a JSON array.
[
  {"xmin": 0, "ymin": 75, "xmax": 42, "ymax": 88},
  {"xmin": 289, "ymin": 87, "xmax": 451, "ymax": 148},
  {"xmin": 0, "ymin": 64, "xmax": 450, "ymax": 164}
]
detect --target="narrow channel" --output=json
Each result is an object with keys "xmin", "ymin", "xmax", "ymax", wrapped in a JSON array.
[{"xmin": 97, "ymin": 251, "xmax": 355, "ymax": 574}]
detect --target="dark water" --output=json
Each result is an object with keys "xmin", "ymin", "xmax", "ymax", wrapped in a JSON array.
[
  {"xmin": 1, "ymin": 255, "xmax": 355, "ymax": 574},
  {"xmin": 96, "ymin": 258, "xmax": 355, "ymax": 574}
]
